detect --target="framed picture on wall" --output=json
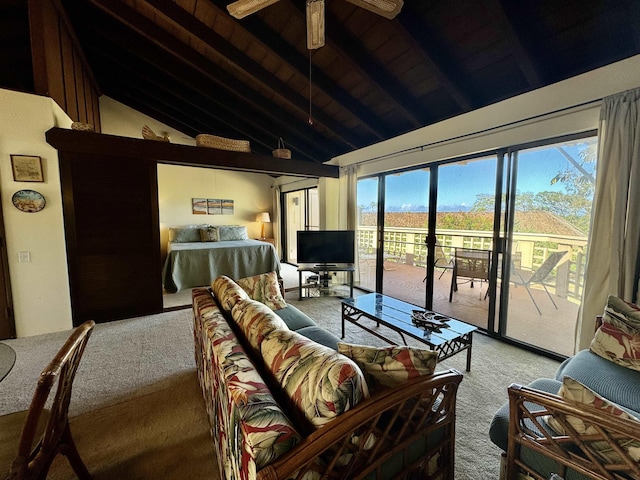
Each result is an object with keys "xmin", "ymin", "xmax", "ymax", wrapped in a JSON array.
[
  {"xmin": 207, "ymin": 199, "xmax": 222, "ymax": 215},
  {"xmin": 192, "ymin": 198, "xmax": 207, "ymax": 215},
  {"xmin": 11, "ymin": 155, "xmax": 44, "ymax": 182}
]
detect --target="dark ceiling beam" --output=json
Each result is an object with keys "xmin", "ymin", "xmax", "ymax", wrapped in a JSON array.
[
  {"xmin": 205, "ymin": 0, "xmax": 395, "ymax": 140},
  {"xmin": 91, "ymin": 53, "xmax": 323, "ymax": 161},
  {"xmin": 395, "ymin": 6, "xmax": 475, "ymax": 112},
  {"xmin": 46, "ymin": 128, "xmax": 340, "ymax": 178},
  {"xmin": 90, "ymin": 0, "xmax": 366, "ymax": 149},
  {"xmin": 289, "ymin": 2, "xmax": 425, "ymax": 129},
  {"xmin": 72, "ymin": 1, "xmax": 341, "ymax": 161},
  {"xmin": 481, "ymin": 0, "xmax": 543, "ymax": 88},
  {"xmin": 83, "ymin": 28, "xmax": 330, "ymax": 161}
]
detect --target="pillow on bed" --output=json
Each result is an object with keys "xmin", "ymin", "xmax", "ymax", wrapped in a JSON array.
[
  {"xmin": 169, "ymin": 225, "xmax": 206, "ymax": 243},
  {"xmin": 218, "ymin": 225, "xmax": 249, "ymax": 241},
  {"xmin": 237, "ymin": 271, "xmax": 286, "ymax": 310},
  {"xmin": 199, "ymin": 226, "xmax": 219, "ymax": 242}
]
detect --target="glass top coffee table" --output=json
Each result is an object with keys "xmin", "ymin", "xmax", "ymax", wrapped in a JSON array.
[{"xmin": 342, "ymin": 293, "xmax": 478, "ymax": 371}]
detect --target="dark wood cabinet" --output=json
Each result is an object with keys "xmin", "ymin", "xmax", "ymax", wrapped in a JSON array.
[{"xmin": 59, "ymin": 152, "xmax": 162, "ymax": 325}]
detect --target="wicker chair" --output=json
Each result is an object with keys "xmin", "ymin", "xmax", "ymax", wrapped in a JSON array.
[{"xmin": 0, "ymin": 320, "xmax": 95, "ymax": 480}]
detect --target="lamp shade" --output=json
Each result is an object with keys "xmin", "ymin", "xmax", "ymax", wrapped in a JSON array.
[{"xmin": 256, "ymin": 212, "xmax": 271, "ymax": 223}]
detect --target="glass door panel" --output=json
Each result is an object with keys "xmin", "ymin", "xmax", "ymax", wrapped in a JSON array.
[
  {"xmin": 356, "ymin": 177, "xmax": 379, "ymax": 292},
  {"xmin": 433, "ymin": 156, "xmax": 498, "ymax": 330},
  {"xmin": 284, "ymin": 188, "xmax": 318, "ymax": 263},
  {"xmin": 381, "ymin": 170, "xmax": 430, "ymax": 306},
  {"xmin": 503, "ymin": 138, "xmax": 597, "ymax": 356}
]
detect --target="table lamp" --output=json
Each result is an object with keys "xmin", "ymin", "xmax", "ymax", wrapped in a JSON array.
[{"xmin": 256, "ymin": 212, "xmax": 271, "ymax": 240}]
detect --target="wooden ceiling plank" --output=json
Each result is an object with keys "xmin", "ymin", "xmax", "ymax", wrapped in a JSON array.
[
  {"xmin": 203, "ymin": 0, "xmax": 393, "ymax": 141},
  {"xmin": 91, "ymin": 49, "xmax": 323, "ymax": 161},
  {"xmin": 480, "ymin": 0, "xmax": 544, "ymax": 88},
  {"xmin": 75, "ymin": 0, "xmax": 340, "ymax": 159},
  {"xmin": 395, "ymin": 7, "xmax": 475, "ymax": 112},
  {"xmin": 92, "ymin": 0, "xmax": 364, "ymax": 149},
  {"xmin": 46, "ymin": 127, "xmax": 340, "ymax": 178}
]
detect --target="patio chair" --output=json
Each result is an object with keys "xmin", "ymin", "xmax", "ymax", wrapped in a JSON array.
[
  {"xmin": 0, "ymin": 320, "xmax": 95, "ymax": 480},
  {"xmin": 423, "ymin": 243, "xmax": 454, "ymax": 282},
  {"xmin": 510, "ymin": 251, "xmax": 567, "ymax": 315},
  {"xmin": 449, "ymin": 248, "xmax": 491, "ymax": 302}
]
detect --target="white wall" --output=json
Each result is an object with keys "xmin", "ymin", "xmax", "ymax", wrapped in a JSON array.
[{"xmin": 0, "ymin": 89, "xmax": 73, "ymax": 337}]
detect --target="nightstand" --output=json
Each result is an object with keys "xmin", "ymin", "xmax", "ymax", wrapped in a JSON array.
[{"xmin": 254, "ymin": 237, "xmax": 275, "ymax": 247}]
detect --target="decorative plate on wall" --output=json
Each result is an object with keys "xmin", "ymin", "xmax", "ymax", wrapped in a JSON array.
[{"xmin": 12, "ymin": 189, "xmax": 46, "ymax": 213}]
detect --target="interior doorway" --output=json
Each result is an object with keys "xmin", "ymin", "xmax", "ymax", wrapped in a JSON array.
[
  {"xmin": 282, "ymin": 187, "xmax": 319, "ymax": 263},
  {"xmin": 0, "ymin": 193, "xmax": 15, "ymax": 339}
]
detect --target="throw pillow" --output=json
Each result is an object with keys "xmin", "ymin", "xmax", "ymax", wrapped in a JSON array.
[
  {"xmin": 199, "ymin": 225, "xmax": 219, "ymax": 242},
  {"xmin": 546, "ymin": 376, "xmax": 640, "ymax": 464},
  {"xmin": 211, "ymin": 275, "xmax": 248, "ymax": 312},
  {"xmin": 218, "ymin": 225, "xmax": 249, "ymax": 241},
  {"xmin": 261, "ymin": 329, "xmax": 369, "ymax": 429},
  {"xmin": 168, "ymin": 225, "xmax": 204, "ymax": 243},
  {"xmin": 590, "ymin": 295, "xmax": 640, "ymax": 372},
  {"xmin": 232, "ymin": 298, "xmax": 289, "ymax": 350},
  {"xmin": 237, "ymin": 271, "xmax": 286, "ymax": 311},
  {"xmin": 337, "ymin": 342, "xmax": 437, "ymax": 391}
]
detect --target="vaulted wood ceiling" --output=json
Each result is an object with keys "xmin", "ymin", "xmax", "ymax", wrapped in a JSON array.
[{"xmin": 2, "ymin": 0, "xmax": 640, "ymax": 164}]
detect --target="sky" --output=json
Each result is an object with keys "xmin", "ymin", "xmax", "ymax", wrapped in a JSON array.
[{"xmin": 357, "ymin": 139, "xmax": 596, "ymax": 212}]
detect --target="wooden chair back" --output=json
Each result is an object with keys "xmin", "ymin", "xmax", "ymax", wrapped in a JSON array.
[{"xmin": 5, "ymin": 320, "xmax": 95, "ymax": 480}]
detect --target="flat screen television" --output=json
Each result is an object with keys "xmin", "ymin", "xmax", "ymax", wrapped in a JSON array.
[{"xmin": 297, "ymin": 230, "xmax": 355, "ymax": 266}]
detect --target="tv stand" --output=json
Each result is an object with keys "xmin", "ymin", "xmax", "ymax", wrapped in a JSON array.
[{"xmin": 298, "ymin": 264, "xmax": 354, "ymax": 300}]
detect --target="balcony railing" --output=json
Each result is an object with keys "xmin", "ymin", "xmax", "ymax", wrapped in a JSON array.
[{"xmin": 356, "ymin": 226, "xmax": 588, "ymax": 303}]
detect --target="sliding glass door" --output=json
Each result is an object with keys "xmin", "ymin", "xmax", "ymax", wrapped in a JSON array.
[
  {"xmin": 354, "ymin": 132, "xmax": 597, "ymax": 357},
  {"xmin": 283, "ymin": 187, "xmax": 318, "ymax": 263}
]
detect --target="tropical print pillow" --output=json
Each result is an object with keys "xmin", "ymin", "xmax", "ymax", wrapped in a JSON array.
[
  {"xmin": 237, "ymin": 271, "xmax": 287, "ymax": 310},
  {"xmin": 232, "ymin": 298, "xmax": 289, "ymax": 350},
  {"xmin": 337, "ymin": 342, "xmax": 438, "ymax": 391},
  {"xmin": 590, "ymin": 296, "xmax": 640, "ymax": 371},
  {"xmin": 546, "ymin": 376, "xmax": 640, "ymax": 464},
  {"xmin": 261, "ymin": 329, "xmax": 369, "ymax": 429},
  {"xmin": 211, "ymin": 275, "xmax": 248, "ymax": 312}
]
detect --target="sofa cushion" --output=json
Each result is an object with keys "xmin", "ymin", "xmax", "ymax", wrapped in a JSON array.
[
  {"xmin": 237, "ymin": 271, "xmax": 286, "ymax": 311},
  {"xmin": 546, "ymin": 376, "xmax": 640, "ymax": 464},
  {"xmin": 212, "ymin": 275, "xmax": 249, "ymax": 312},
  {"xmin": 261, "ymin": 329, "xmax": 369, "ymax": 429},
  {"xmin": 337, "ymin": 342, "xmax": 438, "ymax": 391},
  {"xmin": 555, "ymin": 349, "xmax": 640, "ymax": 415},
  {"xmin": 295, "ymin": 326, "xmax": 341, "ymax": 350},
  {"xmin": 590, "ymin": 296, "xmax": 640, "ymax": 372},
  {"xmin": 232, "ymin": 298, "xmax": 289, "ymax": 350},
  {"xmin": 274, "ymin": 304, "xmax": 317, "ymax": 331}
]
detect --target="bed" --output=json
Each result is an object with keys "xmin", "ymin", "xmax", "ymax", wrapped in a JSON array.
[{"xmin": 161, "ymin": 225, "xmax": 281, "ymax": 293}]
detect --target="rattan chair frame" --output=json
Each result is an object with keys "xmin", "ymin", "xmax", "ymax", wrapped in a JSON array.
[
  {"xmin": 506, "ymin": 383, "xmax": 640, "ymax": 480},
  {"xmin": 4, "ymin": 320, "xmax": 95, "ymax": 480}
]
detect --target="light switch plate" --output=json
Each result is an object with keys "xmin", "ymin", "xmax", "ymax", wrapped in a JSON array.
[{"xmin": 18, "ymin": 251, "xmax": 31, "ymax": 263}]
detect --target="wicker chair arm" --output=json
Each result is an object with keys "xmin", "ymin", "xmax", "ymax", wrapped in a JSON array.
[
  {"xmin": 506, "ymin": 383, "xmax": 640, "ymax": 480},
  {"xmin": 258, "ymin": 368, "xmax": 463, "ymax": 480}
]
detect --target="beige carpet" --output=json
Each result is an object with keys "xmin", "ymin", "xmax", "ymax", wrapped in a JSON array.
[{"xmin": 47, "ymin": 372, "xmax": 219, "ymax": 480}]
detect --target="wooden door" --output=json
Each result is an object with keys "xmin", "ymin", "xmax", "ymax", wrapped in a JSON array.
[{"xmin": 59, "ymin": 152, "xmax": 163, "ymax": 325}]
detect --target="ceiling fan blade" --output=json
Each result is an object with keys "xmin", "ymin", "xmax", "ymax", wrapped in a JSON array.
[
  {"xmin": 306, "ymin": 0, "xmax": 325, "ymax": 50},
  {"xmin": 227, "ymin": 0, "xmax": 281, "ymax": 19},
  {"xmin": 345, "ymin": 0, "xmax": 404, "ymax": 19}
]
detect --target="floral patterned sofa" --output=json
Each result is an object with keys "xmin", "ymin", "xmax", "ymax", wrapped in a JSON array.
[
  {"xmin": 192, "ymin": 273, "xmax": 463, "ymax": 480},
  {"xmin": 489, "ymin": 296, "xmax": 640, "ymax": 480}
]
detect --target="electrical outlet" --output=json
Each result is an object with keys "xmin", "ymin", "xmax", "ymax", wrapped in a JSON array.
[{"xmin": 18, "ymin": 251, "xmax": 31, "ymax": 263}]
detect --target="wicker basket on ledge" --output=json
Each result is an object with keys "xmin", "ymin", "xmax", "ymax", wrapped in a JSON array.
[{"xmin": 196, "ymin": 134, "xmax": 251, "ymax": 152}]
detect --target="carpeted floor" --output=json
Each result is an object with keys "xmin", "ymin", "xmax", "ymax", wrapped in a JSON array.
[{"xmin": 0, "ymin": 291, "xmax": 561, "ymax": 479}]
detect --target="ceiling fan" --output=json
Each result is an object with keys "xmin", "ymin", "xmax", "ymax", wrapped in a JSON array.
[{"xmin": 227, "ymin": 0, "xmax": 404, "ymax": 49}]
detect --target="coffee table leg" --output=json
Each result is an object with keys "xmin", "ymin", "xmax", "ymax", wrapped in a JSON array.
[{"xmin": 341, "ymin": 304, "xmax": 345, "ymax": 339}]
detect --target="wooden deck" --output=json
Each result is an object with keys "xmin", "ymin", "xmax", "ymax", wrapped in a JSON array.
[{"xmin": 362, "ymin": 261, "xmax": 578, "ymax": 357}]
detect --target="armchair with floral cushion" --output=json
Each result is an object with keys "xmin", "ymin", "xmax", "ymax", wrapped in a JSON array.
[{"xmin": 489, "ymin": 295, "xmax": 640, "ymax": 480}]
